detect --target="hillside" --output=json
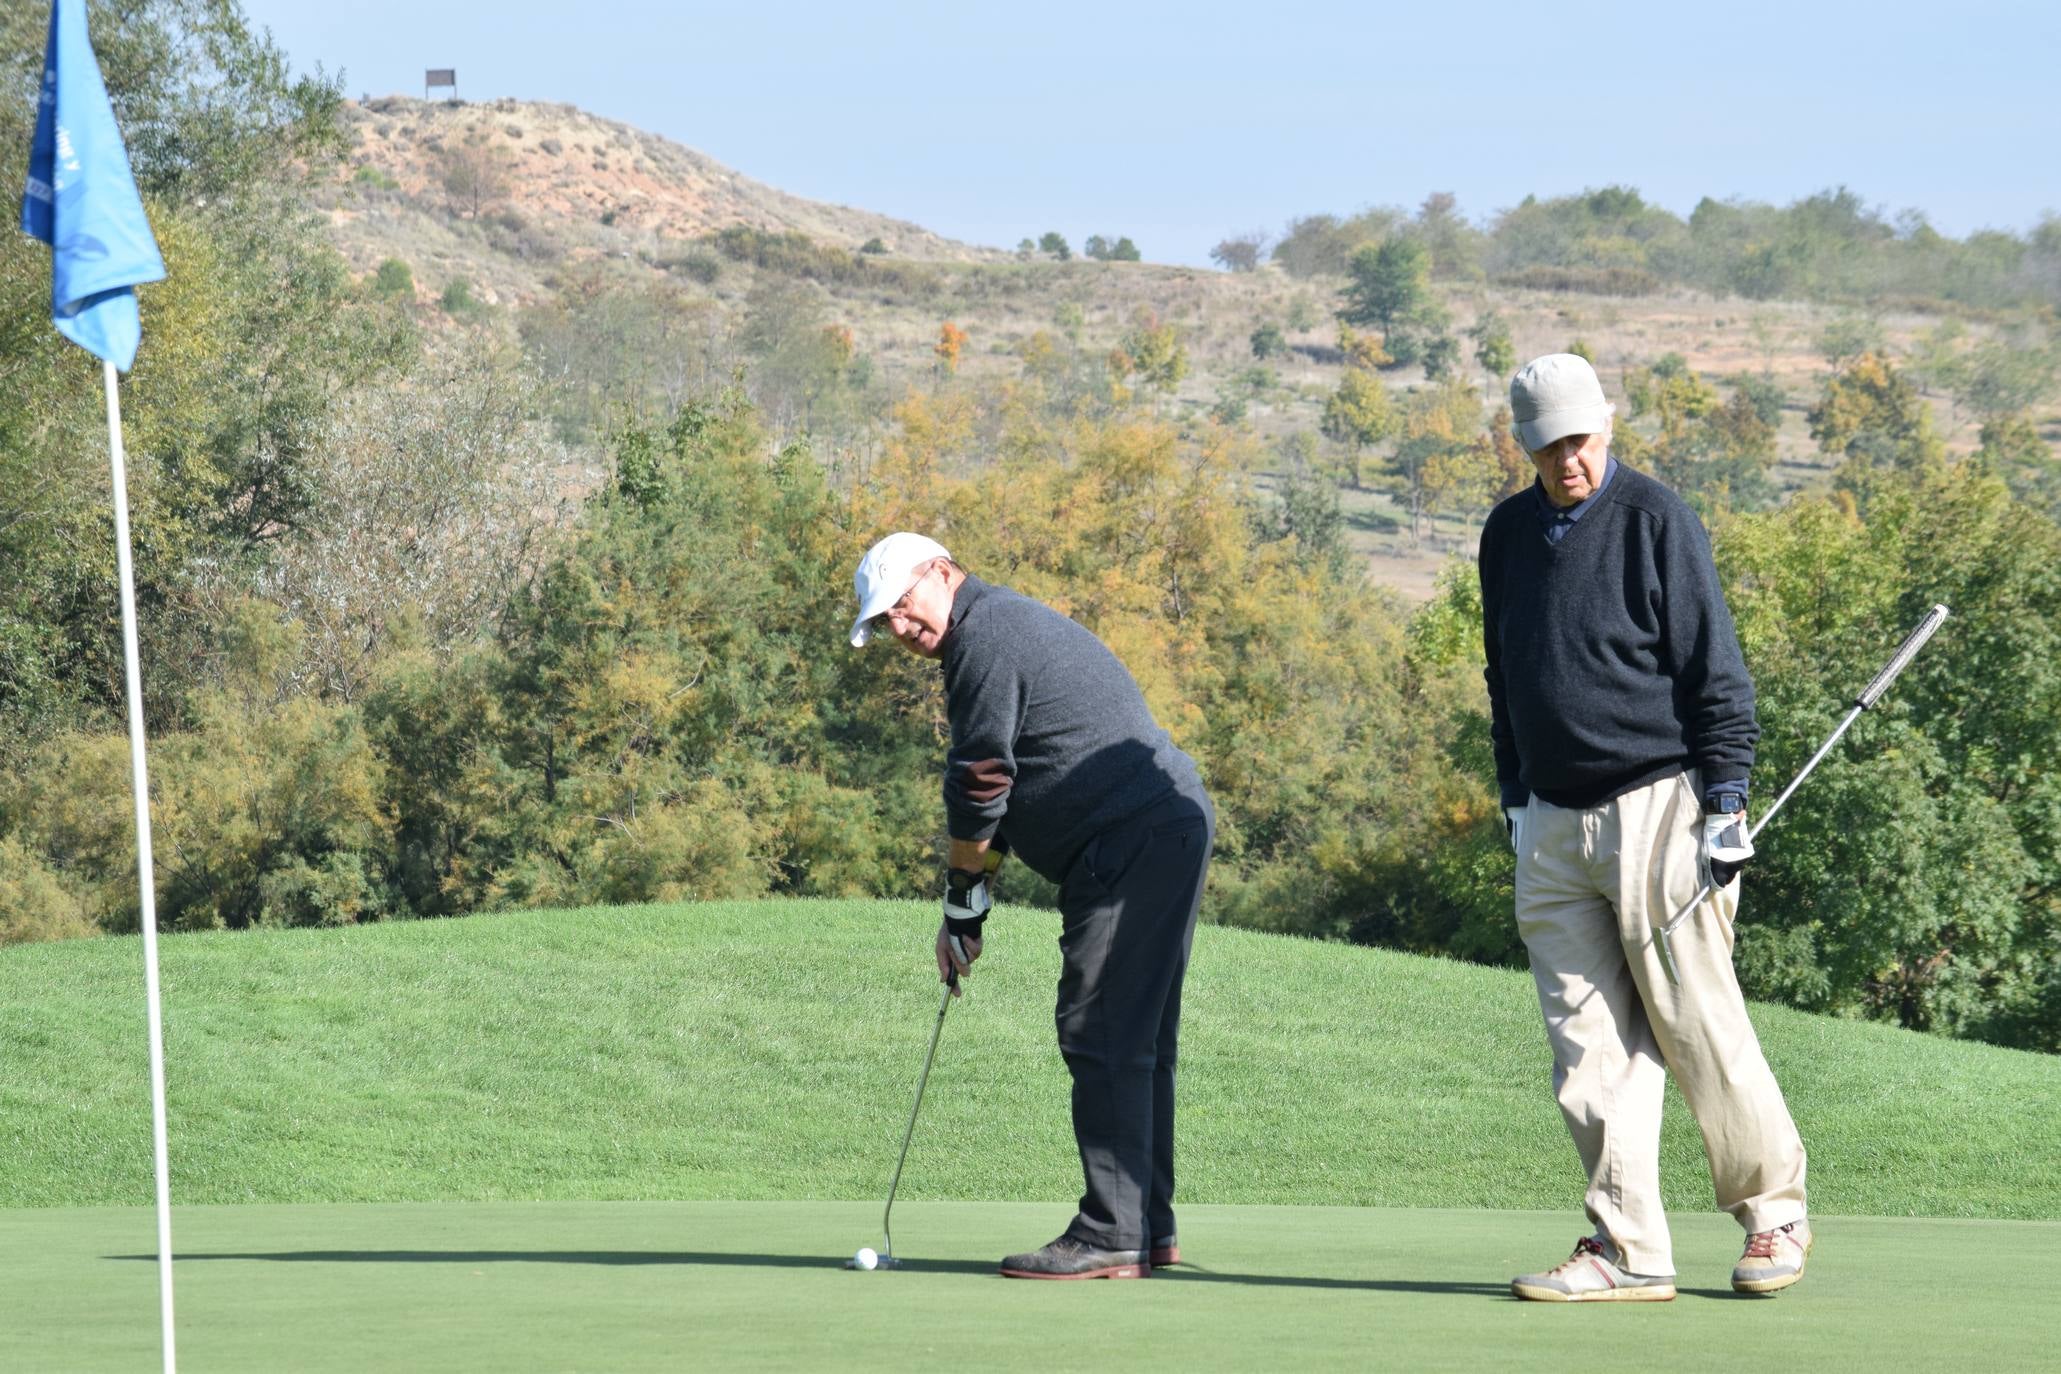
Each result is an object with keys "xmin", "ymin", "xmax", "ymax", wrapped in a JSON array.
[
  {"xmin": 320, "ymin": 96, "xmax": 996, "ymax": 301},
  {"xmin": 310, "ymin": 98, "xmax": 2037, "ymax": 600},
  {"xmin": 2, "ymin": 900, "xmax": 2054, "ymax": 1216}
]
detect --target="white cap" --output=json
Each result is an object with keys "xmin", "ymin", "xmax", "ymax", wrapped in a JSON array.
[
  {"xmin": 1509, "ymin": 353, "xmax": 1615, "ymax": 452},
  {"xmin": 849, "ymin": 532, "xmax": 951, "ymax": 647}
]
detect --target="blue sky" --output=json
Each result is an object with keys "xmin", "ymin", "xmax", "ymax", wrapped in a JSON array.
[{"xmin": 240, "ymin": 0, "xmax": 2060, "ymax": 267}]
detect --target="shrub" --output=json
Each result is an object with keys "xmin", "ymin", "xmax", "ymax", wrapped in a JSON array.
[{"xmin": 371, "ymin": 257, "xmax": 415, "ymax": 298}]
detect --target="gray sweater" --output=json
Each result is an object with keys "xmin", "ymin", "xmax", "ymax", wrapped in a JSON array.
[
  {"xmin": 1479, "ymin": 464, "xmax": 1758, "ymax": 811},
  {"xmin": 940, "ymin": 575, "xmax": 1205, "ymax": 881}
]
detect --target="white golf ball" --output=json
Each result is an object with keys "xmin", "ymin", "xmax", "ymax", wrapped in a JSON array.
[{"xmin": 853, "ymin": 1246, "xmax": 879, "ymax": 1271}]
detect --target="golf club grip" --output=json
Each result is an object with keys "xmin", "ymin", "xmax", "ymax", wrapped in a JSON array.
[{"xmin": 1855, "ymin": 604, "xmax": 1949, "ymax": 709}]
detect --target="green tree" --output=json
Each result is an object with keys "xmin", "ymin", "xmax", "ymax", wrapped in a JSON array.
[
  {"xmin": 1211, "ymin": 234, "xmax": 1266, "ymax": 272},
  {"xmin": 1038, "ymin": 231, "xmax": 1072, "ymax": 261},
  {"xmin": 1319, "ymin": 367, "xmax": 1394, "ymax": 488},
  {"xmin": 1115, "ymin": 309, "xmax": 1188, "ymax": 402},
  {"xmin": 1810, "ymin": 353, "xmax": 1945, "ymax": 512},
  {"xmin": 1468, "ymin": 311, "xmax": 1516, "ymax": 387},
  {"xmin": 1339, "ymin": 238, "xmax": 1430, "ymax": 334},
  {"xmin": 1974, "ymin": 414, "xmax": 2061, "ymax": 520},
  {"xmin": 1390, "ymin": 379, "xmax": 1483, "ymax": 543},
  {"xmin": 1249, "ymin": 322, "xmax": 1286, "ymax": 360},
  {"xmin": 1110, "ymin": 236, "xmax": 1141, "ymax": 262}
]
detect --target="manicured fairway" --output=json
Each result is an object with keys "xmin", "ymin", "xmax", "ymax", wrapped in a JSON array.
[{"xmin": 6, "ymin": 1200, "xmax": 2057, "ymax": 1372}]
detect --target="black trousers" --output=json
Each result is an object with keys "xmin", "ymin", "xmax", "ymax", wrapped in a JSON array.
[{"xmin": 1053, "ymin": 791, "xmax": 1214, "ymax": 1251}]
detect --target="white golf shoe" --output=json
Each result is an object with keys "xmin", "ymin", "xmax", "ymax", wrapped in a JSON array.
[
  {"xmin": 1732, "ymin": 1219, "xmax": 1813, "ymax": 1294},
  {"xmin": 1511, "ymin": 1234, "xmax": 1677, "ymax": 1303}
]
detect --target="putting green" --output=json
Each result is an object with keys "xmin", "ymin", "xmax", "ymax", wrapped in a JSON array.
[{"xmin": 5, "ymin": 1201, "xmax": 2054, "ymax": 1372}]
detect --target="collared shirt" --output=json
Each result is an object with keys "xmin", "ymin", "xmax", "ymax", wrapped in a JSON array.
[{"xmin": 1533, "ymin": 455, "xmax": 1619, "ymax": 544}]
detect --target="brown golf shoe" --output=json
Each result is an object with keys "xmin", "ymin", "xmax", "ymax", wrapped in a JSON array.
[{"xmin": 999, "ymin": 1235, "xmax": 1149, "ymax": 1280}]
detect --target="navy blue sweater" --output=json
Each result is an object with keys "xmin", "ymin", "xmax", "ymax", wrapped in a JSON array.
[
  {"xmin": 939, "ymin": 575, "xmax": 1206, "ymax": 882},
  {"xmin": 1478, "ymin": 464, "xmax": 1757, "ymax": 811}
]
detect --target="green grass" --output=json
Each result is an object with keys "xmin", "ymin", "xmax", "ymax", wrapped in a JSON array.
[
  {"xmin": 5, "ymin": 1202, "xmax": 2057, "ymax": 1372},
  {"xmin": 2, "ymin": 899, "xmax": 2055, "ymax": 1218}
]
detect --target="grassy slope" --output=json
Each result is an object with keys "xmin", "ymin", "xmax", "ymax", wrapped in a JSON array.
[{"xmin": 1, "ymin": 900, "xmax": 2055, "ymax": 1217}]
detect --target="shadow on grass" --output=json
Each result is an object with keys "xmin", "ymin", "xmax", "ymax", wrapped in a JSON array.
[{"xmin": 112, "ymin": 1249, "xmax": 1519, "ymax": 1296}]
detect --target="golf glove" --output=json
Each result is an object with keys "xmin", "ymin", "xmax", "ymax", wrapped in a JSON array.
[
  {"xmin": 1700, "ymin": 812, "xmax": 1754, "ymax": 889},
  {"xmin": 1505, "ymin": 806, "xmax": 1527, "ymax": 857},
  {"xmin": 943, "ymin": 866, "xmax": 992, "ymax": 945}
]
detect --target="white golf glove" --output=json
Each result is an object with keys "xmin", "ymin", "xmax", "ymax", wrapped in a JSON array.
[
  {"xmin": 1505, "ymin": 806, "xmax": 1527, "ymax": 857},
  {"xmin": 1700, "ymin": 812, "xmax": 1754, "ymax": 889},
  {"xmin": 943, "ymin": 867, "xmax": 991, "ymax": 953}
]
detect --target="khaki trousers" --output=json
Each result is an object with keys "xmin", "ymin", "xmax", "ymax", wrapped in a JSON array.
[{"xmin": 1515, "ymin": 771, "xmax": 1807, "ymax": 1276}]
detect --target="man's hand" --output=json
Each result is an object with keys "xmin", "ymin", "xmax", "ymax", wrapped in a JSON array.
[
  {"xmin": 1700, "ymin": 812, "xmax": 1754, "ymax": 889},
  {"xmin": 936, "ymin": 920, "xmax": 983, "ymax": 997},
  {"xmin": 939, "ymin": 867, "xmax": 992, "ymax": 997}
]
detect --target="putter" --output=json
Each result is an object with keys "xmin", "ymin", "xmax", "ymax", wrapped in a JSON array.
[
  {"xmin": 1655, "ymin": 604, "xmax": 1950, "ymax": 984},
  {"xmin": 846, "ymin": 951, "xmax": 963, "ymax": 1270}
]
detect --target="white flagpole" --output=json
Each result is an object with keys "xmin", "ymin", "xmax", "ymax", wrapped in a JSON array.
[{"xmin": 102, "ymin": 357, "xmax": 178, "ymax": 1374}]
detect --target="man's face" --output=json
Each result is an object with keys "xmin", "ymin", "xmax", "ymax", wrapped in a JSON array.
[
  {"xmin": 1528, "ymin": 430, "xmax": 1610, "ymax": 508},
  {"xmin": 876, "ymin": 560, "xmax": 954, "ymax": 658}
]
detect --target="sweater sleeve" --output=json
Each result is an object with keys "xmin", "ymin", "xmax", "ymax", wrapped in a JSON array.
[
  {"xmin": 942, "ymin": 642, "xmax": 1022, "ymax": 842},
  {"xmin": 1659, "ymin": 508, "xmax": 1758, "ymax": 792},
  {"xmin": 1479, "ymin": 522, "xmax": 1527, "ymax": 810}
]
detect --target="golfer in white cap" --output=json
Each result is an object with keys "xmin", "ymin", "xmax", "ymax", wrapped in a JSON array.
[
  {"xmin": 851, "ymin": 532, "xmax": 1215, "ymax": 1279},
  {"xmin": 1482, "ymin": 354, "xmax": 1812, "ymax": 1302}
]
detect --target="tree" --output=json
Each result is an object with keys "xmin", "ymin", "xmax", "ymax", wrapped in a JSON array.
[
  {"xmin": 1110, "ymin": 237, "xmax": 1141, "ymax": 262},
  {"xmin": 1412, "ymin": 192, "xmax": 1482, "ymax": 280},
  {"xmin": 934, "ymin": 321, "xmax": 968, "ymax": 376},
  {"xmin": 1484, "ymin": 407, "xmax": 1531, "ymax": 498},
  {"xmin": 438, "ymin": 137, "xmax": 514, "ymax": 219},
  {"xmin": 1390, "ymin": 379, "xmax": 1483, "ymax": 543},
  {"xmin": 1420, "ymin": 333, "xmax": 1461, "ymax": 381},
  {"xmin": 1084, "ymin": 235, "xmax": 1111, "ymax": 261},
  {"xmin": 1114, "ymin": 309, "xmax": 1187, "ymax": 402},
  {"xmin": 1249, "ymin": 323, "xmax": 1286, "ymax": 360},
  {"xmin": 1211, "ymin": 233, "xmax": 1268, "ymax": 273},
  {"xmin": 1038, "ymin": 232, "xmax": 1072, "ymax": 262},
  {"xmin": 1974, "ymin": 414, "xmax": 2061, "ymax": 520},
  {"xmin": 1468, "ymin": 311, "xmax": 1516, "ymax": 387},
  {"xmin": 1421, "ymin": 434, "xmax": 1505, "ymax": 527},
  {"xmin": 1339, "ymin": 238, "xmax": 1430, "ymax": 333},
  {"xmin": 1952, "ymin": 338, "xmax": 2058, "ymax": 424},
  {"xmin": 1320, "ymin": 368, "xmax": 1394, "ymax": 488},
  {"xmin": 858, "ymin": 237, "xmax": 888, "ymax": 255},
  {"xmin": 1816, "ymin": 314, "xmax": 1884, "ymax": 370},
  {"xmin": 1810, "ymin": 353, "xmax": 1945, "ymax": 511}
]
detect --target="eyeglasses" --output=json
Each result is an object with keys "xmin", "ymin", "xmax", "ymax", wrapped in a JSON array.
[{"xmin": 870, "ymin": 561, "xmax": 937, "ymax": 630}]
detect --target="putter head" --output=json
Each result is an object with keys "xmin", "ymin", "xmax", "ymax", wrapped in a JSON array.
[{"xmin": 841, "ymin": 1253, "xmax": 904, "ymax": 1270}]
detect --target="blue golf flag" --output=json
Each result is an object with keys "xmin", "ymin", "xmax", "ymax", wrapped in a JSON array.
[{"xmin": 19, "ymin": 0, "xmax": 166, "ymax": 372}]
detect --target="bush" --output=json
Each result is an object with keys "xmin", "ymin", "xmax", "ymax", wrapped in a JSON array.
[
  {"xmin": 1492, "ymin": 265, "xmax": 1662, "ymax": 296},
  {"xmin": 371, "ymin": 257, "xmax": 415, "ymax": 298},
  {"xmin": 440, "ymin": 278, "xmax": 479, "ymax": 314}
]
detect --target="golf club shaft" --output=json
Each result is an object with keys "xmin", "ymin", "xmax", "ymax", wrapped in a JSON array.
[
  {"xmin": 881, "ymin": 976, "xmax": 953, "ymax": 1259},
  {"xmin": 1656, "ymin": 605, "xmax": 1950, "ymax": 983}
]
